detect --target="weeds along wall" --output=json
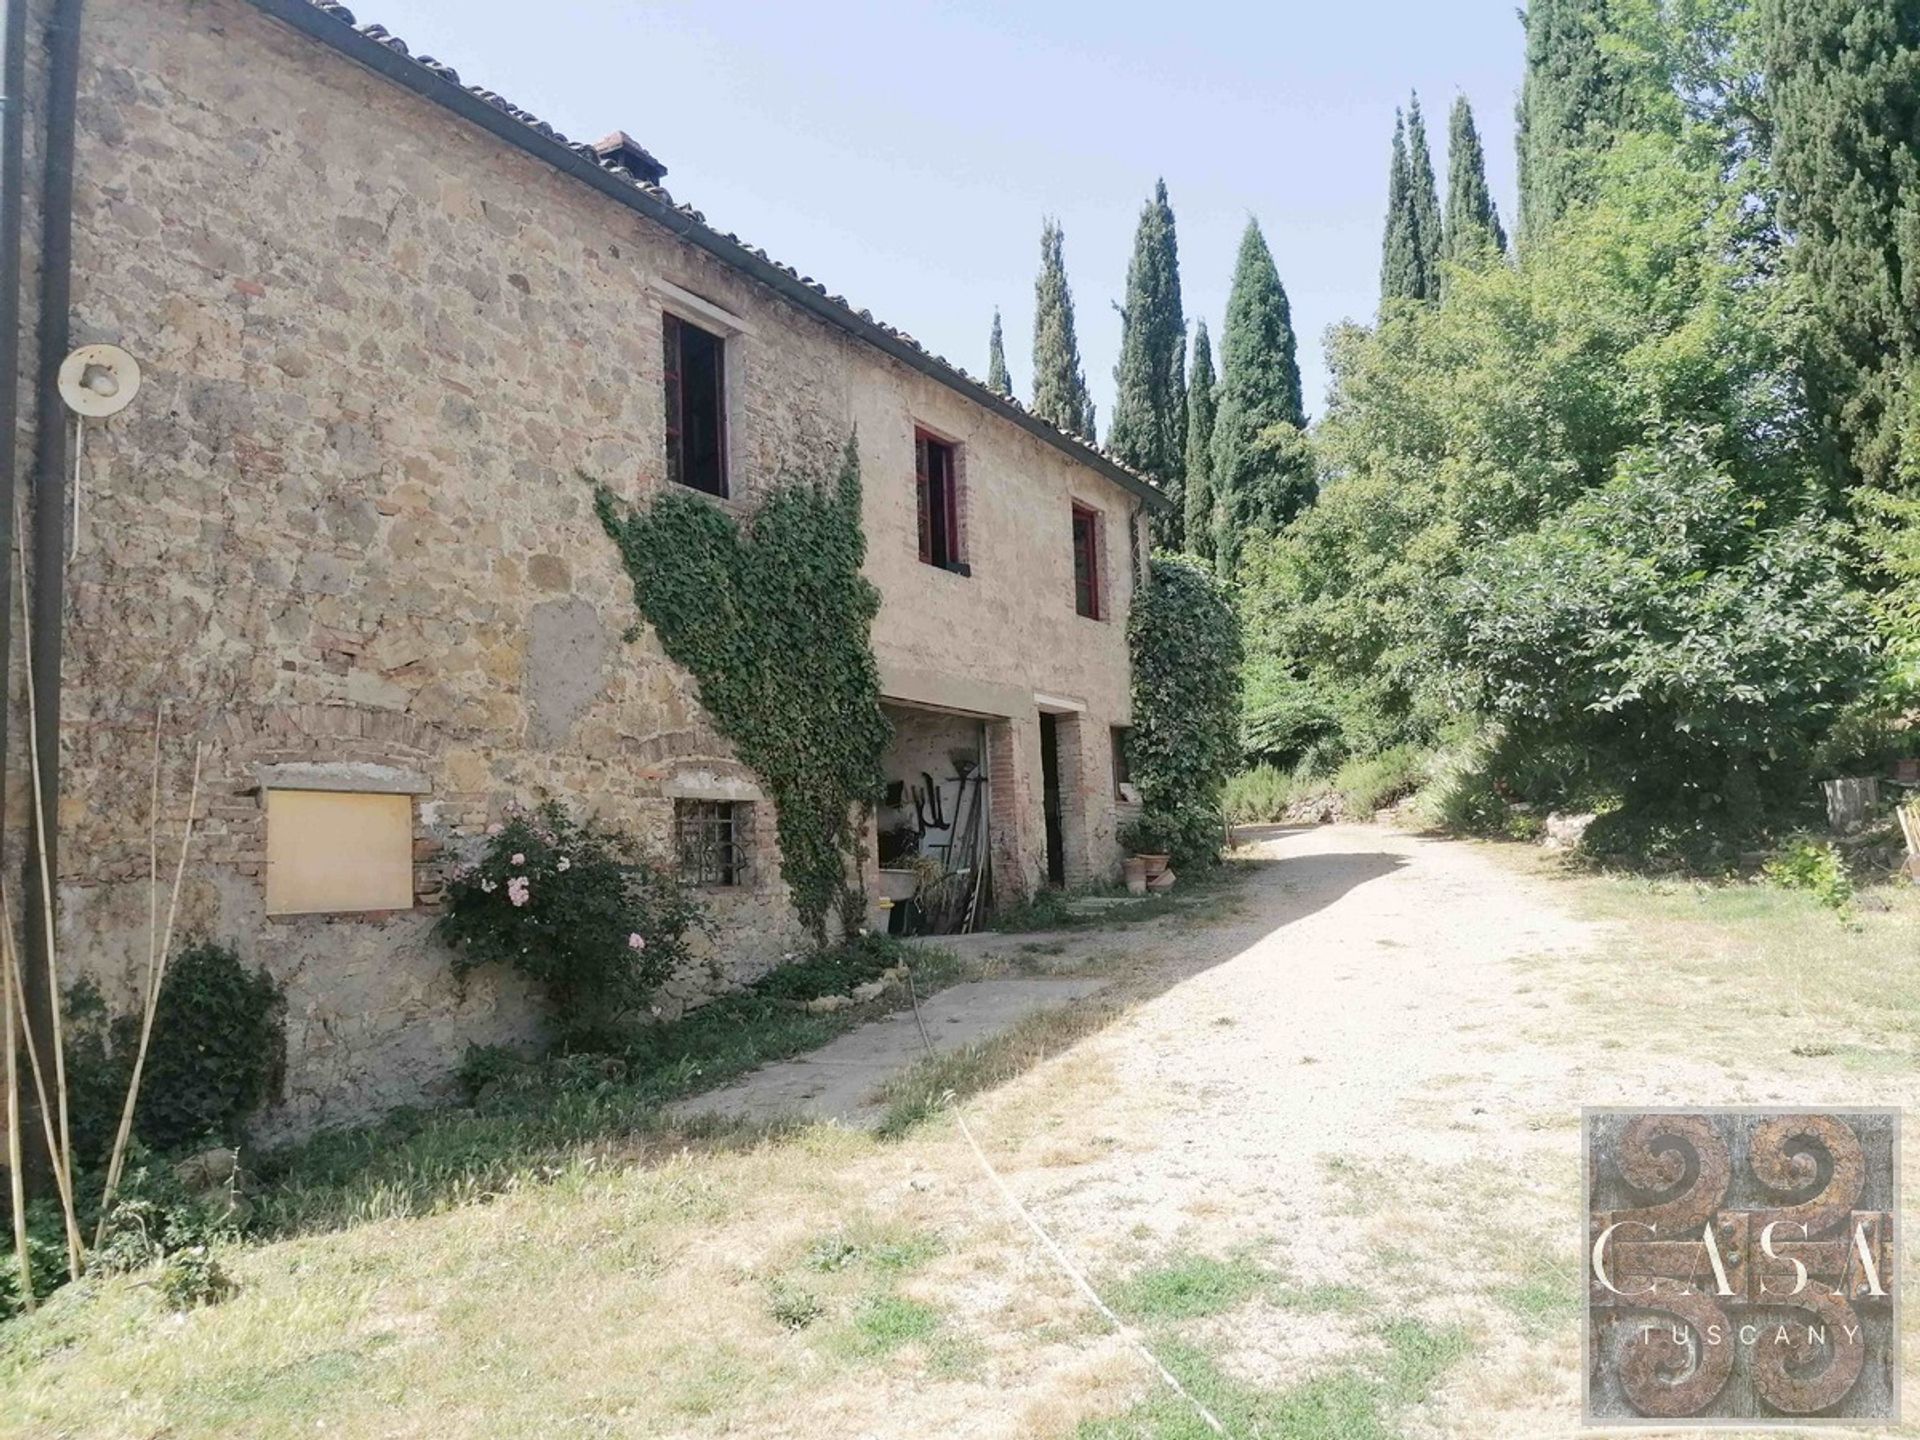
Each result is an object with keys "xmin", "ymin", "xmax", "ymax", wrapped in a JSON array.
[{"xmin": 595, "ymin": 437, "xmax": 891, "ymax": 937}]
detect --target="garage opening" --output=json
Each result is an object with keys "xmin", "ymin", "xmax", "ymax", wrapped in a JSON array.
[{"xmin": 877, "ymin": 702, "xmax": 991, "ymax": 934}]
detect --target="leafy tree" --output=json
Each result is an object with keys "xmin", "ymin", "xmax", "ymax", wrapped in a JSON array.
[
  {"xmin": 1127, "ymin": 555, "xmax": 1244, "ymax": 866},
  {"xmin": 1109, "ymin": 179, "xmax": 1189, "ymax": 546},
  {"xmin": 1445, "ymin": 437, "xmax": 1876, "ymax": 847},
  {"xmin": 1184, "ymin": 322, "xmax": 1218, "ymax": 561},
  {"xmin": 1244, "ymin": 134, "xmax": 1868, "ymax": 843},
  {"xmin": 986, "ymin": 308, "xmax": 1012, "ymax": 396},
  {"xmin": 1443, "ymin": 94, "xmax": 1508, "ymax": 266},
  {"xmin": 1031, "ymin": 219, "xmax": 1096, "ymax": 439},
  {"xmin": 1761, "ymin": 0, "xmax": 1920, "ymax": 688},
  {"xmin": 1211, "ymin": 219, "xmax": 1310, "ymax": 575}
]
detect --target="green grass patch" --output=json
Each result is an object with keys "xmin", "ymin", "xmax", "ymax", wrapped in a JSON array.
[
  {"xmin": 803, "ymin": 1222, "xmax": 943, "ymax": 1276},
  {"xmin": 835, "ymin": 1294, "xmax": 942, "ymax": 1358},
  {"xmin": 985, "ymin": 866, "xmax": 1241, "ymax": 935},
  {"xmin": 1109, "ymin": 1251, "xmax": 1275, "ymax": 1321},
  {"xmin": 1276, "ymin": 1281, "xmax": 1370, "ymax": 1315},
  {"xmin": 1491, "ymin": 1273, "xmax": 1578, "ymax": 1336},
  {"xmin": 1076, "ymin": 1319, "xmax": 1468, "ymax": 1440}
]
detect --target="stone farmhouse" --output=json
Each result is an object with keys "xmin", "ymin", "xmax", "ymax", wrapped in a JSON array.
[{"xmin": 6, "ymin": 0, "xmax": 1166, "ymax": 1129}]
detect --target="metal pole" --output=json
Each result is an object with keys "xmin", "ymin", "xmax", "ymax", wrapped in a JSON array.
[{"xmin": 19, "ymin": 0, "xmax": 83, "ymax": 1194}]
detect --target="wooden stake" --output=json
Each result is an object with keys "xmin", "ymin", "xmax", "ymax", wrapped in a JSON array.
[
  {"xmin": 3, "ymin": 897, "xmax": 31, "ymax": 1312},
  {"xmin": 0, "ymin": 894, "xmax": 79, "ymax": 1271},
  {"xmin": 94, "ymin": 735, "xmax": 204, "ymax": 1244},
  {"xmin": 13, "ymin": 506, "xmax": 81, "ymax": 1278}
]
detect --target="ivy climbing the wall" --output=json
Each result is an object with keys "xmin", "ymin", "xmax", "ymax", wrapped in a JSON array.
[
  {"xmin": 593, "ymin": 436, "xmax": 889, "ymax": 938},
  {"xmin": 1127, "ymin": 554, "xmax": 1245, "ymax": 867}
]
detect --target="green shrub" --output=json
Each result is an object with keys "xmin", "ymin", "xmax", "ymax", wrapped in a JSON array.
[
  {"xmin": 1331, "ymin": 746, "xmax": 1426, "ymax": 815},
  {"xmin": 1116, "ymin": 813, "xmax": 1182, "ymax": 856},
  {"xmin": 90, "ymin": 1145, "xmax": 242, "ymax": 1276},
  {"xmin": 440, "ymin": 803, "xmax": 703, "ymax": 1043},
  {"xmin": 1763, "ymin": 838, "xmax": 1855, "ymax": 911},
  {"xmin": 137, "ymin": 941, "xmax": 286, "ymax": 1153},
  {"xmin": 1223, "ymin": 764, "xmax": 1303, "ymax": 824},
  {"xmin": 1240, "ymin": 661, "xmax": 1339, "ymax": 769},
  {"xmin": 1446, "ymin": 437, "xmax": 1878, "ymax": 842},
  {"xmin": 65, "ymin": 942, "xmax": 286, "ymax": 1160},
  {"xmin": 1128, "ymin": 555, "xmax": 1245, "ymax": 867},
  {"xmin": 157, "ymin": 1245, "xmax": 232, "ymax": 1309},
  {"xmin": 0, "ymin": 1204, "xmax": 69, "ymax": 1320}
]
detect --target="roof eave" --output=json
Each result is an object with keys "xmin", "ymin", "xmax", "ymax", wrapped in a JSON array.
[{"xmin": 240, "ymin": 0, "xmax": 1172, "ymax": 510}]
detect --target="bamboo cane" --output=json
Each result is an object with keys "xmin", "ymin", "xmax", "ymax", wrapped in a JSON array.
[
  {"xmin": 93, "ymin": 736, "xmax": 203, "ymax": 1243},
  {"xmin": 0, "ymin": 892, "xmax": 80, "ymax": 1272},
  {"xmin": 13, "ymin": 512, "xmax": 81, "ymax": 1278},
  {"xmin": 3, "ymin": 894, "xmax": 31, "ymax": 1312}
]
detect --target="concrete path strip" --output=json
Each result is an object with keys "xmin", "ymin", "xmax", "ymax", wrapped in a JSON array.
[{"xmin": 666, "ymin": 976, "xmax": 1108, "ymax": 1128}]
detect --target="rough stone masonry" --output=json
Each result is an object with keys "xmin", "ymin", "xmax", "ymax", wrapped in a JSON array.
[{"xmin": 11, "ymin": 0, "xmax": 1157, "ymax": 1134}]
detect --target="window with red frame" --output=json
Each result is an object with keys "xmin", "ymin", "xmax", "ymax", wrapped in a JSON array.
[
  {"xmin": 915, "ymin": 430, "xmax": 963, "ymax": 571},
  {"xmin": 663, "ymin": 313, "xmax": 727, "ymax": 496},
  {"xmin": 1071, "ymin": 503, "xmax": 1101, "ymax": 619}
]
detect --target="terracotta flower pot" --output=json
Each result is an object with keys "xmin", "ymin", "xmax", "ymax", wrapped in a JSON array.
[
  {"xmin": 1122, "ymin": 856, "xmax": 1148, "ymax": 895},
  {"xmin": 1137, "ymin": 853, "xmax": 1171, "ymax": 881}
]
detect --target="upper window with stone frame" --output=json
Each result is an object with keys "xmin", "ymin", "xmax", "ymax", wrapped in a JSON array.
[
  {"xmin": 914, "ymin": 428, "xmax": 967, "ymax": 574},
  {"xmin": 663, "ymin": 312, "xmax": 728, "ymax": 497}
]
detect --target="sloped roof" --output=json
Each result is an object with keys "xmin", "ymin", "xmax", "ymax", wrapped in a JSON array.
[{"xmin": 243, "ymin": 0, "xmax": 1171, "ymax": 509}]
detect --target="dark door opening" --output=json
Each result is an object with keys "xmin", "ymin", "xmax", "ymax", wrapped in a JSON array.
[{"xmin": 1040, "ymin": 713, "xmax": 1065, "ymax": 887}]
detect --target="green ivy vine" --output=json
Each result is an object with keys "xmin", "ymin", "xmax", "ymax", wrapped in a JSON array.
[
  {"xmin": 1128, "ymin": 554, "xmax": 1245, "ymax": 866},
  {"xmin": 592, "ymin": 435, "xmax": 889, "ymax": 938}
]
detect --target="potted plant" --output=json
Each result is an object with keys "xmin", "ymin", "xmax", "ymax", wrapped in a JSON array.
[{"xmin": 1118, "ymin": 815, "xmax": 1175, "ymax": 882}]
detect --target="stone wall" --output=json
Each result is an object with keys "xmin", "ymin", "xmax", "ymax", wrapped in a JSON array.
[{"xmin": 19, "ymin": 0, "xmax": 1150, "ymax": 1135}]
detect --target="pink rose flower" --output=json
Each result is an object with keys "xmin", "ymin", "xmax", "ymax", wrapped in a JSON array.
[
  {"xmin": 486, "ymin": 823, "xmax": 504, "ymax": 836},
  {"xmin": 511, "ymin": 853, "xmax": 526, "ymax": 866},
  {"xmin": 557, "ymin": 856, "xmax": 571, "ymax": 872},
  {"xmin": 627, "ymin": 933, "xmax": 646, "ymax": 951},
  {"xmin": 507, "ymin": 876, "xmax": 531, "ymax": 908}
]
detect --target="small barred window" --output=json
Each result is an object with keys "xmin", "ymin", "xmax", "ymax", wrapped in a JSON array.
[{"xmin": 675, "ymin": 799, "xmax": 749, "ymax": 887}]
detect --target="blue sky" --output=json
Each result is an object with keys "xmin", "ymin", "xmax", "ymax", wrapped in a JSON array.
[{"xmin": 354, "ymin": 1, "xmax": 1526, "ymax": 418}]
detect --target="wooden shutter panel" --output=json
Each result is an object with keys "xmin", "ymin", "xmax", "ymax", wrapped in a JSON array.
[
  {"xmin": 662, "ymin": 314, "xmax": 683, "ymax": 488},
  {"xmin": 915, "ymin": 434, "xmax": 932, "ymax": 563}
]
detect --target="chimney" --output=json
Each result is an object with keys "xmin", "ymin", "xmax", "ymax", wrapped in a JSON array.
[{"xmin": 592, "ymin": 131, "xmax": 668, "ymax": 186}]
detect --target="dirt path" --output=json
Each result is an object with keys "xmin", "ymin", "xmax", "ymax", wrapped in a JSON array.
[
  {"xmin": 838, "ymin": 823, "xmax": 1903, "ymax": 1439},
  {"xmin": 912, "ymin": 822, "xmax": 1609, "ymax": 1435}
]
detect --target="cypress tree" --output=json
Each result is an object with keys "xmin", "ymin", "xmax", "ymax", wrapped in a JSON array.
[
  {"xmin": 1762, "ymin": 0, "xmax": 1920, "ymax": 636},
  {"xmin": 1031, "ymin": 219, "xmax": 1097, "ymax": 440},
  {"xmin": 1442, "ymin": 94, "xmax": 1508, "ymax": 268},
  {"xmin": 1184, "ymin": 321, "xmax": 1219, "ymax": 562},
  {"xmin": 1382, "ymin": 100, "xmax": 1444, "ymax": 303},
  {"xmin": 1406, "ymin": 94, "xmax": 1444, "ymax": 297},
  {"xmin": 1516, "ymin": 0, "xmax": 1633, "ymax": 242},
  {"xmin": 1109, "ymin": 179, "xmax": 1189, "ymax": 546},
  {"xmin": 1211, "ymin": 220, "xmax": 1310, "ymax": 575},
  {"xmin": 986, "ymin": 309, "xmax": 1012, "ymax": 396},
  {"xmin": 1380, "ymin": 111, "xmax": 1421, "ymax": 303},
  {"xmin": 1762, "ymin": 0, "xmax": 1920, "ymax": 496}
]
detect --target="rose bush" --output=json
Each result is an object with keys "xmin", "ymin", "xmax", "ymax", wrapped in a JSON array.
[{"xmin": 439, "ymin": 803, "xmax": 703, "ymax": 1042}]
